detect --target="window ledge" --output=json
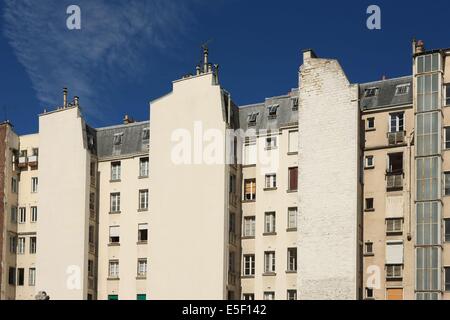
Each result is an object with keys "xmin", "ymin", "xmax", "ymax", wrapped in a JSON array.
[
  {"xmin": 262, "ymin": 272, "xmax": 276, "ymax": 277},
  {"xmin": 386, "ymin": 277, "xmax": 403, "ymax": 281},
  {"xmin": 136, "ymin": 276, "xmax": 147, "ymax": 280},
  {"xmin": 364, "ymin": 208, "xmax": 375, "ymax": 212},
  {"xmin": 241, "ymin": 275, "xmax": 255, "ymax": 279},
  {"xmin": 263, "ymin": 232, "xmax": 277, "ymax": 236},
  {"xmin": 286, "ymin": 228, "xmax": 297, "ymax": 232},
  {"xmin": 287, "ymin": 151, "xmax": 298, "ymax": 156},
  {"xmin": 263, "ymin": 187, "xmax": 277, "ymax": 191},
  {"xmin": 109, "ymin": 211, "xmax": 121, "ymax": 215},
  {"xmin": 107, "ymin": 277, "xmax": 120, "ymax": 281},
  {"xmin": 138, "ymin": 208, "xmax": 148, "ymax": 213},
  {"xmin": 241, "ymin": 236, "xmax": 255, "ymax": 240},
  {"xmin": 286, "ymin": 189, "xmax": 298, "ymax": 193},
  {"xmin": 364, "ymin": 166, "xmax": 375, "ymax": 170},
  {"xmin": 136, "ymin": 241, "xmax": 148, "ymax": 245},
  {"xmin": 138, "ymin": 176, "xmax": 149, "ymax": 179},
  {"xmin": 242, "ymin": 199, "xmax": 256, "ymax": 204},
  {"xmin": 286, "ymin": 270, "xmax": 297, "ymax": 274},
  {"xmin": 108, "ymin": 243, "xmax": 120, "ymax": 247},
  {"xmin": 364, "ymin": 253, "xmax": 374, "ymax": 257},
  {"xmin": 109, "ymin": 179, "xmax": 121, "ymax": 183},
  {"xmin": 264, "ymin": 147, "xmax": 278, "ymax": 151},
  {"xmin": 365, "ymin": 128, "xmax": 376, "ymax": 132}
]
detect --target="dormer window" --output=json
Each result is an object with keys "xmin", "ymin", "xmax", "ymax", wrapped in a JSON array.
[
  {"xmin": 142, "ymin": 128, "xmax": 150, "ymax": 141},
  {"xmin": 395, "ymin": 84, "xmax": 410, "ymax": 96},
  {"xmin": 291, "ymin": 97, "xmax": 299, "ymax": 110},
  {"xmin": 247, "ymin": 113, "xmax": 259, "ymax": 126},
  {"xmin": 268, "ymin": 104, "xmax": 279, "ymax": 118},
  {"xmin": 364, "ymin": 88, "xmax": 379, "ymax": 97},
  {"xmin": 113, "ymin": 133, "xmax": 123, "ymax": 146}
]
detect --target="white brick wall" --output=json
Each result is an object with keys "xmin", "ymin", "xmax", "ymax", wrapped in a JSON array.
[{"xmin": 297, "ymin": 54, "xmax": 360, "ymax": 299}]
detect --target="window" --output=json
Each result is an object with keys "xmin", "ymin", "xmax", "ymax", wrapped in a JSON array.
[
  {"xmin": 288, "ymin": 167, "xmax": 298, "ymax": 191},
  {"xmin": 17, "ymin": 237, "xmax": 25, "ymax": 254},
  {"xmin": 288, "ymin": 130, "xmax": 299, "ymax": 153},
  {"xmin": 137, "ymin": 294, "xmax": 146, "ymax": 301},
  {"xmin": 389, "ymin": 113, "xmax": 404, "ymax": 133},
  {"xmin": 11, "ymin": 177, "xmax": 17, "ymax": 193},
  {"xmin": 386, "ymin": 265, "xmax": 402, "ymax": 279},
  {"xmin": 264, "ymin": 251, "xmax": 276, "ymax": 273},
  {"xmin": 113, "ymin": 133, "xmax": 123, "ymax": 146},
  {"xmin": 10, "ymin": 206, "xmax": 17, "ymax": 223},
  {"xmin": 365, "ymin": 242, "xmax": 373, "ymax": 255},
  {"xmin": 268, "ymin": 104, "xmax": 279, "ymax": 117},
  {"xmin": 416, "ymin": 53, "xmax": 440, "ymax": 74},
  {"xmin": 142, "ymin": 128, "xmax": 150, "ymax": 141},
  {"xmin": 30, "ymin": 237, "xmax": 37, "ymax": 254},
  {"xmin": 9, "ymin": 236, "xmax": 16, "ymax": 253},
  {"xmin": 365, "ymin": 156, "xmax": 374, "ymax": 168},
  {"xmin": 417, "ymin": 112, "xmax": 439, "ymax": 156},
  {"xmin": 445, "ymin": 172, "xmax": 450, "ymax": 196},
  {"xmin": 445, "ymin": 128, "xmax": 450, "ymax": 149},
  {"xmin": 229, "ymin": 174, "xmax": 236, "ymax": 194},
  {"xmin": 88, "ymin": 260, "xmax": 94, "ymax": 277},
  {"xmin": 287, "ymin": 290, "xmax": 297, "ymax": 300},
  {"xmin": 366, "ymin": 117, "xmax": 375, "ymax": 129},
  {"xmin": 365, "ymin": 288, "xmax": 374, "ymax": 299},
  {"xmin": 138, "ymin": 224, "xmax": 148, "ymax": 242},
  {"xmin": 386, "ymin": 219, "xmax": 403, "ymax": 234},
  {"xmin": 139, "ymin": 189, "xmax": 149, "ymax": 210},
  {"xmin": 109, "ymin": 226, "xmax": 120, "ymax": 244},
  {"xmin": 31, "ymin": 206, "xmax": 37, "ymax": 222},
  {"xmin": 244, "ymin": 179, "xmax": 256, "ymax": 201},
  {"xmin": 263, "ymin": 292, "xmax": 275, "ymax": 300},
  {"xmin": 247, "ymin": 112, "xmax": 258, "ymax": 125},
  {"xmin": 229, "ymin": 251, "xmax": 236, "ymax": 273},
  {"xmin": 445, "ymin": 267, "xmax": 450, "ymax": 291},
  {"xmin": 243, "ymin": 254, "xmax": 255, "ymax": 276},
  {"xmin": 89, "ymin": 193, "xmax": 95, "ymax": 211},
  {"xmin": 386, "ymin": 241, "xmax": 404, "ymax": 265},
  {"xmin": 17, "ymin": 268, "xmax": 24, "ymax": 286},
  {"xmin": 395, "ymin": 83, "xmax": 410, "ymax": 95},
  {"xmin": 445, "ymin": 219, "xmax": 450, "ymax": 242},
  {"xmin": 139, "ymin": 157, "xmax": 149, "ymax": 177},
  {"xmin": 264, "ymin": 173, "xmax": 276, "ymax": 189},
  {"xmin": 243, "ymin": 293, "xmax": 255, "ymax": 300},
  {"xmin": 31, "ymin": 177, "xmax": 38, "ymax": 193},
  {"xmin": 417, "ymin": 247, "xmax": 440, "ymax": 291},
  {"xmin": 287, "ymin": 207, "xmax": 297, "ymax": 230},
  {"xmin": 29, "ymin": 268, "xmax": 36, "ymax": 286},
  {"xmin": 287, "ymin": 248, "xmax": 297, "ymax": 272},
  {"xmin": 416, "ymin": 157, "xmax": 439, "ymax": 201},
  {"xmin": 89, "ymin": 225, "xmax": 95, "ymax": 244},
  {"xmin": 446, "ymin": 84, "xmax": 450, "ymax": 106},
  {"xmin": 265, "ymin": 136, "xmax": 277, "ymax": 149},
  {"xmin": 417, "ymin": 73, "xmax": 440, "ymax": 112},
  {"xmin": 291, "ymin": 97, "xmax": 299, "ymax": 110},
  {"xmin": 365, "ymin": 198, "xmax": 374, "ymax": 211},
  {"xmin": 109, "ymin": 260, "xmax": 119, "ymax": 278},
  {"xmin": 110, "ymin": 193, "xmax": 120, "ymax": 213},
  {"xmin": 137, "ymin": 258, "xmax": 147, "ymax": 277},
  {"xmin": 243, "ymin": 216, "xmax": 255, "ymax": 237},
  {"xmin": 111, "ymin": 162, "xmax": 121, "ymax": 181},
  {"xmin": 18, "ymin": 207, "xmax": 26, "ymax": 223},
  {"xmin": 229, "ymin": 212, "xmax": 236, "ymax": 234},
  {"xmin": 364, "ymin": 87, "xmax": 379, "ymax": 97},
  {"xmin": 108, "ymin": 295, "xmax": 119, "ymax": 300},
  {"xmin": 8, "ymin": 267, "xmax": 15, "ymax": 285},
  {"xmin": 388, "ymin": 153, "xmax": 403, "ymax": 174},
  {"xmin": 264, "ymin": 212, "xmax": 276, "ymax": 233}
]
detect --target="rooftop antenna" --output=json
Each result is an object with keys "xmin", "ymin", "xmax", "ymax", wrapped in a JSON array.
[{"xmin": 201, "ymin": 39, "xmax": 214, "ymax": 73}]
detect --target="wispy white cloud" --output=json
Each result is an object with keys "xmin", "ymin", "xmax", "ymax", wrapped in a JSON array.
[{"xmin": 3, "ymin": 0, "xmax": 196, "ymax": 120}]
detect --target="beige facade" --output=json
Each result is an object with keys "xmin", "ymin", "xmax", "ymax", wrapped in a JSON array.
[{"xmin": 3, "ymin": 42, "xmax": 450, "ymax": 300}]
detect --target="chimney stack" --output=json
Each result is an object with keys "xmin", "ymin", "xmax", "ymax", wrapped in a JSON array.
[
  {"xmin": 123, "ymin": 114, "xmax": 135, "ymax": 125},
  {"xmin": 63, "ymin": 88, "xmax": 68, "ymax": 108},
  {"xmin": 415, "ymin": 40, "xmax": 425, "ymax": 54},
  {"xmin": 74, "ymin": 96, "xmax": 79, "ymax": 107},
  {"xmin": 203, "ymin": 46, "xmax": 209, "ymax": 73}
]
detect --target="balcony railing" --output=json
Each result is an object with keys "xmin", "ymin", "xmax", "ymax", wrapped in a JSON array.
[
  {"xmin": 18, "ymin": 156, "xmax": 27, "ymax": 168},
  {"xmin": 386, "ymin": 172, "xmax": 403, "ymax": 190},
  {"xmin": 387, "ymin": 131, "xmax": 405, "ymax": 145},
  {"xmin": 28, "ymin": 155, "xmax": 38, "ymax": 167}
]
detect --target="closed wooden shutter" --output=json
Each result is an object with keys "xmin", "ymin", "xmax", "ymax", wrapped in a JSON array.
[
  {"xmin": 386, "ymin": 288, "xmax": 403, "ymax": 300},
  {"xmin": 289, "ymin": 167, "xmax": 298, "ymax": 191}
]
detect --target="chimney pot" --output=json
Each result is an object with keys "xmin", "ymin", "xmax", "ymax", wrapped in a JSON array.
[{"xmin": 63, "ymin": 88, "xmax": 68, "ymax": 108}]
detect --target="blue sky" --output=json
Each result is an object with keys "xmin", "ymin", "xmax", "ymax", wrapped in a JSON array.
[{"xmin": 0, "ymin": 0, "xmax": 449, "ymax": 134}]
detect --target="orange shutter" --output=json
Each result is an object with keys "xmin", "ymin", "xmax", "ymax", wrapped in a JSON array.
[{"xmin": 386, "ymin": 288, "xmax": 403, "ymax": 300}]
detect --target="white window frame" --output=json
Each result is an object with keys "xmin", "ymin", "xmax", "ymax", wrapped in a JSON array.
[
  {"xmin": 386, "ymin": 264, "xmax": 403, "ymax": 279},
  {"xmin": 288, "ymin": 248, "xmax": 297, "ymax": 272},
  {"xmin": 264, "ymin": 212, "xmax": 276, "ymax": 233},
  {"xmin": 243, "ymin": 254, "xmax": 255, "ymax": 276},
  {"xmin": 263, "ymin": 292, "xmax": 275, "ymax": 300},
  {"xmin": 365, "ymin": 155, "xmax": 374, "ymax": 168},
  {"xmin": 111, "ymin": 162, "xmax": 121, "ymax": 181},
  {"xmin": 395, "ymin": 83, "xmax": 410, "ymax": 96},
  {"xmin": 243, "ymin": 216, "xmax": 255, "ymax": 237},
  {"xmin": 139, "ymin": 189, "xmax": 149, "ymax": 210},
  {"xmin": 265, "ymin": 136, "xmax": 277, "ymax": 150},
  {"xmin": 264, "ymin": 251, "xmax": 276, "ymax": 273},
  {"xmin": 18, "ymin": 207, "xmax": 26, "ymax": 224},
  {"xmin": 30, "ymin": 237, "xmax": 37, "ymax": 254},
  {"xmin": 138, "ymin": 223, "xmax": 148, "ymax": 242},
  {"xmin": 31, "ymin": 177, "xmax": 38, "ymax": 193},
  {"xmin": 110, "ymin": 193, "xmax": 121, "ymax": 213},
  {"xmin": 244, "ymin": 179, "xmax": 256, "ymax": 201},
  {"xmin": 287, "ymin": 207, "xmax": 297, "ymax": 230},
  {"xmin": 366, "ymin": 117, "xmax": 375, "ymax": 130},
  {"xmin": 17, "ymin": 237, "xmax": 25, "ymax": 255},
  {"xmin": 29, "ymin": 268, "xmax": 36, "ymax": 286},
  {"xmin": 109, "ymin": 260, "xmax": 119, "ymax": 278},
  {"xmin": 139, "ymin": 157, "xmax": 149, "ymax": 177},
  {"xmin": 137, "ymin": 259, "xmax": 147, "ymax": 277},
  {"xmin": 264, "ymin": 173, "xmax": 276, "ymax": 189},
  {"xmin": 386, "ymin": 218, "xmax": 403, "ymax": 233},
  {"xmin": 109, "ymin": 226, "xmax": 120, "ymax": 244},
  {"xmin": 389, "ymin": 112, "xmax": 404, "ymax": 133},
  {"xmin": 31, "ymin": 206, "xmax": 37, "ymax": 222},
  {"xmin": 287, "ymin": 290, "xmax": 297, "ymax": 300}
]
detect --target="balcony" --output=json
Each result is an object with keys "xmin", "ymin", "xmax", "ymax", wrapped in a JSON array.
[
  {"xmin": 386, "ymin": 172, "xmax": 403, "ymax": 191},
  {"xmin": 18, "ymin": 156, "xmax": 27, "ymax": 168},
  {"xmin": 387, "ymin": 131, "xmax": 405, "ymax": 145},
  {"xmin": 89, "ymin": 243, "xmax": 95, "ymax": 254},
  {"xmin": 229, "ymin": 232, "xmax": 238, "ymax": 245},
  {"xmin": 228, "ymin": 272, "xmax": 237, "ymax": 286},
  {"xmin": 28, "ymin": 155, "xmax": 38, "ymax": 167}
]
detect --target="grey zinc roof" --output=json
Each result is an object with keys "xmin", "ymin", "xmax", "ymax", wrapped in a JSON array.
[
  {"xmin": 96, "ymin": 121, "xmax": 149, "ymax": 159},
  {"xmin": 238, "ymin": 89, "xmax": 298, "ymax": 131},
  {"xmin": 359, "ymin": 75, "xmax": 412, "ymax": 110}
]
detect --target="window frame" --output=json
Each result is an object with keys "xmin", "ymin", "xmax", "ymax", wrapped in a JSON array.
[
  {"xmin": 243, "ymin": 254, "xmax": 255, "ymax": 276},
  {"xmin": 264, "ymin": 251, "xmax": 276, "ymax": 273},
  {"xmin": 264, "ymin": 212, "xmax": 276, "ymax": 234}
]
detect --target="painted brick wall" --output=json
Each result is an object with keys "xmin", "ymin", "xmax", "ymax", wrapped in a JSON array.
[{"xmin": 298, "ymin": 53, "xmax": 361, "ymax": 299}]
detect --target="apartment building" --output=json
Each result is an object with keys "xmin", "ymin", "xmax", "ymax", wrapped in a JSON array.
[{"xmin": 1, "ymin": 40, "xmax": 450, "ymax": 300}]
